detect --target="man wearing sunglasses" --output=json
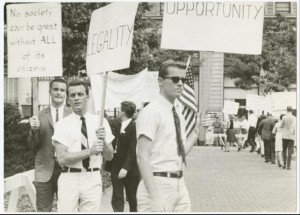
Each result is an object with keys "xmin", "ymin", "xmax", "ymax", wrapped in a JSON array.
[{"xmin": 136, "ymin": 60, "xmax": 210, "ymax": 212}]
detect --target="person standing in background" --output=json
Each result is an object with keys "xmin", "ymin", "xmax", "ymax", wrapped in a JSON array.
[
  {"xmin": 280, "ymin": 106, "xmax": 296, "ymax": 170},
  {"xmin": 111, "ymin": 101, "xmax": 140, "ymax": 212},
  {"xmin": 246, "ymin": 110, "xmax": 258, "ymax": 153},
  {"xmin": 28, "ymin": 78, "xmax": 72, "ymax": 212},
  {"xmin": 272, "ymin": 114, "xmax": 285, "ymax": 167}
]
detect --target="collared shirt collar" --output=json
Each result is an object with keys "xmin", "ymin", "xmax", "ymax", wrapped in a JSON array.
[
  {"xmin": 72, "ymin": 112, "xmax": 89, "ymax": 121},
  {"xmin": 121, "ymin": 118, "xmax": 132, "ymax": 133},
  {"xmin": 157, "ymin": 94, "xmax": 174, "ymax": 110},
  {"xmin": 50, "ymin": 104, "xmax": 64, "ymax": 112}
]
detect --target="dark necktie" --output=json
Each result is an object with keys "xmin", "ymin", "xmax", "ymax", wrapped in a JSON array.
[
  {"xmin": 80, "ymin": 116, "xmax": 90, "ymax": 170},
  {"xmin": 56, "ymin": 109, "xmax": 59, "ymax": 123},
  {"xmin": 172, "ymin": 106, "xmax": 186, "ymax": 164}
]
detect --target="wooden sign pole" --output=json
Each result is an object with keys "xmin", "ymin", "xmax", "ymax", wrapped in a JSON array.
[
  {"xmin": 98, "ymin": 71, "xmax": 108, "ymax": 127},
  {"xmin": 31, "ymin": 77, "xmax": 39, "ymax": 117},
  {"xmin": 199, "ymin": 51, "xmax": 213, "ymax": 143}
]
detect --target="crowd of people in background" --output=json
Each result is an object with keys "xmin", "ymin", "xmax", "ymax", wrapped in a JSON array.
[{"xmin": 209, "ymin": 106, "xmax": 297, "ymax": 170}]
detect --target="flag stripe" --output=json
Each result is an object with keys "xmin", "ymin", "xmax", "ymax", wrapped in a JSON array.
[{"xmin": 178, "ymin": 57, "xmax": 197, "ymax": 137}]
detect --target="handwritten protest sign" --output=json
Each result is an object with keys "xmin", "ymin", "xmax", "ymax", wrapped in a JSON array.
[
  {"xmin": 223, "ymin": 101, "xmax": 239, "ymax": 114},
  {"xmin": 86, "ymin": 3, "xmax": 138, "ymax": 75},
  {"xmin": 7, "ymin": 3, "xmax": 62, "ymax": 78},
  {"xmin": 161, "ymin": 2, "xmax": 264, "ymax": 54}
]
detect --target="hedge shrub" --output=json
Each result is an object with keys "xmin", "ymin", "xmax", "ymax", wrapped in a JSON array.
[{"xmin": 4, "ymin": 103, "xmax": 34, "ymax": 178}]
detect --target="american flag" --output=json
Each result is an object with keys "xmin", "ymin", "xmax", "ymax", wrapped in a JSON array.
[{"xmin": 178, "ymin": 56, "xmax": 197, "ymax": 136}]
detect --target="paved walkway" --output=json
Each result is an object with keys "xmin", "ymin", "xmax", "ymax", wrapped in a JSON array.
[{"xmin": 101, "ymin": 146, "xmax": 298, "ymax": 213}]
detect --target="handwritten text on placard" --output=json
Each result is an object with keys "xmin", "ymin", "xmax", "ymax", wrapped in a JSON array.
[{"xmin": 7, "ymin": 3, "xmax": 62, "ymax": 78}]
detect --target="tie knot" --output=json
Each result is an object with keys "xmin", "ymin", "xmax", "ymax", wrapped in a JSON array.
[{"xmin": 80, "ymin": 116, "xmax": 85, "ymax": 122}]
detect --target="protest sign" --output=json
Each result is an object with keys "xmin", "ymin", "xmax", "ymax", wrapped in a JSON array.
[
  {"xmin": 143, "ymin": 72, "xmax": 159, "ymax": 103},
  {"xmin": 223, "ymin": 101, "xmax": 239, "ymax": 114},
  {"xmin": 270, "ymin": 92, "xmax": 297, "ymax": 111},
  {"xmin": 246, "ymin": 94, "xmax": 267, "ymax": 111},
  {"xmin": 86, "ymin": 3, "xmax": 138, "ymax": 75},
  {"xmin": 7, "ymin": 3, "xmax": 62, "ymax": 78},
  {"xmin": 161, "ymin": 2, "xmax": 264, "ymax": 54},
  {"xmin": 90, "ymin": 68, "xmax": 156, "ymax": 111}
]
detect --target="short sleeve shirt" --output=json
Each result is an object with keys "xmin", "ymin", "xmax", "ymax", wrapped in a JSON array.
[
  {"xmin": 52, "ymin": 112, "xmax": 114, "ymax": 169},
  {"xmin": 136, "ymin": 95, "xmax": 186, "ymax": 172}
]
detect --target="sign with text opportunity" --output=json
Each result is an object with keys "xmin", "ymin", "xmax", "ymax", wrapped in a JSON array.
[
  {"xmin": 161, "ymin": 2, "xmax": 264, "ymax": 54},
  {"xmin": 7, "ymin": 3, "xmax": 62, "ymax": 78},
  {"xmin": 86, "ymin": 3, "xmax": 138, "ymax": 75}
]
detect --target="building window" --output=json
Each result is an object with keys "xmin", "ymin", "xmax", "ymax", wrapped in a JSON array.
[
  {"xmin": 275, "ymin": 2, "xmax": 291, "ymax": 14},
  {"xmin": 160, "ymin": 3, "xmax": 164, "ymax": 15},
  {"xmin": 235, "ymin": 99, "xmax": 246, "ymax": 107}
]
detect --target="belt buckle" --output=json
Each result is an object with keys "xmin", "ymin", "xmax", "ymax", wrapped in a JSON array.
[
  {"xmin": 82, "ymin": 168, "xmax": 87, "ymax": 173},
  {"xmin": 177, "ymin": 172, "xmax": 182, "ymax": 178},
  {"xmin": 167, "ymin": 172, "xmax": 170, "ymax": 178}
]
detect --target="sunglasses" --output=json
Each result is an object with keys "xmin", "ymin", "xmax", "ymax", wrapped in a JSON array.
[{"xmin": 163, "ymin": 76, "xmax": 186, "ymax": 84}]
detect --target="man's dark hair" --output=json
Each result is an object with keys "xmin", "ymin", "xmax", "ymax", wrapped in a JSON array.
[
  {"xmin": 121, "ymin": 101, "xmax": 136, "ymax": 118},
  {"xmin": 249, "ymin": 110, "xmax": 253, "ymax": 114},
  {"xmin": 50, "ymin": 78, "xmax": 67, "ymax": 89},
  {"xmin": 280, "ymin": 114, "xmax": 285, "ymax": 120},
  {"xmin": 67, "ymin": 79, "xmax": 89, "ymax": 97},
  {"xmin": 158, "ymin": 60, "xmax": 186, "ymax": 78},
  {"xmin": 287, "ymin": 106, "xmax": 293, "ymax": 112}
]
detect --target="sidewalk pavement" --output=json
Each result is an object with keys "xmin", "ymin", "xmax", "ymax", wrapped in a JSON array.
[{"xmin": 100, "ymin": 146, "xmax": 298, "ymax": 213}]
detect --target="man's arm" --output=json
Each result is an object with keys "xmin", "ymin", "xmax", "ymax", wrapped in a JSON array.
[
  {"xmin": 55, "ymin": 140, "xmax": 103, "ymax": 166},
  {"xmin": 96, "ymin": 126, "xmax": 114, "ymax": 161},
  {"xmin": 27, "ymin": 115, "xmax": 41, "ymax": 151},
  {"xmin": 137, "ymin": 135, "xmax": 163, "ymax": 211}
]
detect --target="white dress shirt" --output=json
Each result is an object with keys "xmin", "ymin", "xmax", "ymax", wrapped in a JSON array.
[
  {"xmin": 136, "ymin": 95, "xmax": 186, "ymax": 172},
  {"xmin": 52, "ymin": 112, "xmax": 114, "ymax": 169},
  {"xmin": 248, "ymin": 114, "xmax": 258, "ymax": 128},
  {"xmin": 50, "ymin": 105, "xmax": 64, "ymax": 124}
]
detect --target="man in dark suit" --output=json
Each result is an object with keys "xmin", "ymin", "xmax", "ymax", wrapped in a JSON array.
[
  {"xmin": 111, "ymin": 101, "xmax": 140, "ymax": 212},
  {"xmin": 280, "ymin": 106, "xmax": 296, "ymax": 170},
  {"xmin": 258, "ymin": 113, "xmax": 276, "ymax": 164},
  {"xmin": 28, "ymin": 78, "xmax": 72, "ymax": 212}
]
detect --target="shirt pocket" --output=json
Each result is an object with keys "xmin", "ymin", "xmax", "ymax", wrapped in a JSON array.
[{"xmin": 68, "ymin": 134, "xmax": 82, "ymax": 153}]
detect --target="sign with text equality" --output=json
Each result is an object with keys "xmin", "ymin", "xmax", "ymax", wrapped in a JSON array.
[
  {"xmin": 223, "ymin": 101, "xmax": 239, "ymax": 115},
  {"xmin": 7, "ymin": 3, "xmax": 62, "ymax": 78},
  {"xmin": 161, "ymin": 2, "xmax": 264, "ymax": 54},
  {"xmin": 86, "ymin": 3, "xmax": 138, "ymax": 75}
]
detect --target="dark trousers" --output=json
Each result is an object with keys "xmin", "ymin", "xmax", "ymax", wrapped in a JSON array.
[
  {"xmin": 111, "ymin": 174, "xmax": 140, "ymax": 212},
  {"xmin": 270, "ymin": 139, "xmax": 276, "ymax": 163},
  {"xmin": 34, "ymin": 161, "xmax": 61, "ymax": 212},
  {"xmin": 247, "ymin": 127, "xmax": 257, "ymax": 148},
  {"xmin": 263, "ymin": 139, "xmax": 271, "ymax": 161},
  {"xmin": 282, "ymin": 139, "xmax": 294, "ymax": 167}
]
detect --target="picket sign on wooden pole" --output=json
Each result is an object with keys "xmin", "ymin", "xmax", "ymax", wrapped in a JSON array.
[
  {"xmin": 199, "ymin": 51, "xmax": 214, "ymax": 143},
  {"xmin": 4, "ymin": 170, "xmax": 36, "ymax": 212},
  {"xmin": 32, "ymin": 78, "xmax": 39, "ymax": 117}
]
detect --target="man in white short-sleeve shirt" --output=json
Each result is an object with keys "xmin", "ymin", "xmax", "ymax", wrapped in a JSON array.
[
  {"xmin": 52, "ymin": 79, "xmax": 114, "ymax": 212},
  {"xmin": 136, "ymin": 60, "xmax": 211, "ymax": 212}
]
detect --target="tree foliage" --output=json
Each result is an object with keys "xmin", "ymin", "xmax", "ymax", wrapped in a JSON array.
[
  {"xmin": 61, "ymin": 2, "xmax": 199, "ymax": 77},
  {"xmin": 225, "ymin": 14, "xmax": 297, "ymax": 93}
]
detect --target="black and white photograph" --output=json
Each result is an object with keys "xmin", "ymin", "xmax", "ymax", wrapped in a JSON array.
[{"xmin": 1, "ymin": 0, "xmax": 299, "ymax": 213}]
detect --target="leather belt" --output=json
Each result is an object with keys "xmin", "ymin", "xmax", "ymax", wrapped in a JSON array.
[
  {"xmin": 62, "ymin": 167, "xmax": 100, "ymax": 173},
  {"xmin": 153, "ymin": 171, "xmax": 183, "ymax": 179}
]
